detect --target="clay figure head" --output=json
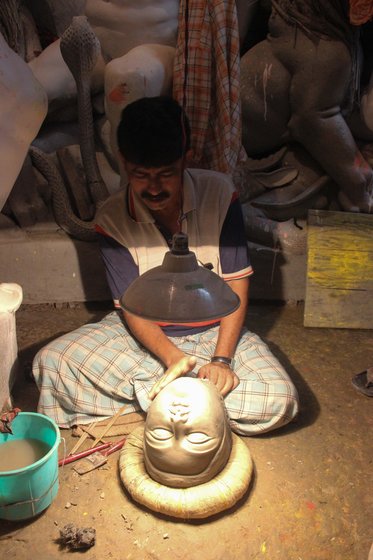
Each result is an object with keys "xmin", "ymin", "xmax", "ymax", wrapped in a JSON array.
[{"xmin": 143, "ymin": 377, "xmax": 232, "ymax": 488}]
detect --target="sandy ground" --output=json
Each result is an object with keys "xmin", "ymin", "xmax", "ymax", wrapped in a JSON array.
[{"xmin": 0, "ymin": 301, "xmax": 372, "ymax": 560}]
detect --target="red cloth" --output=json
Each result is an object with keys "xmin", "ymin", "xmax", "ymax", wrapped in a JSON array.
[{"xmin": 173, "ymin": 0, "xmax": 243, "ymax": 174}]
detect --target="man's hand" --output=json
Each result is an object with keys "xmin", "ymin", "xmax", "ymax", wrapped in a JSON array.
[
  {"xmin": 148, "ymin": 356, "xmax": 197, "ymax": 400},
  {"xmin": 197, "ymin": 362, "xmax": 239, "ymax": 397}
]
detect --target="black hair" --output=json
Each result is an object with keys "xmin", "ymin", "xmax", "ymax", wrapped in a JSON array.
[{"xmin": 116, "ymin": 96, "xmax": 191, "ymax": 167}]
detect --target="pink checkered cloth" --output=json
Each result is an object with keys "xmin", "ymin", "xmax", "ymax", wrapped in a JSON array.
[{"xmin": 173, "ymin": 0, "xmax": 243, "ymax": 174}]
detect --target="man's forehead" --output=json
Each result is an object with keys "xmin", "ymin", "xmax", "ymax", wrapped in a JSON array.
[{"xmin": 126, "ymin": 160, "xmax": 183, "ymax": 173}]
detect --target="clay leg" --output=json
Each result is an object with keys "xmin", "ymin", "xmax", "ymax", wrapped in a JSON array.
[
  {"xmin": 286, "ymin": 37, "xmax": 373, "ymax": 213},
  {"xmin": 241, "ymin": 11, "xmax": 373, "ymax": 213},
  {"xmin": 240, "ymin": 40, "xmax": 291, "ymax": 156}
]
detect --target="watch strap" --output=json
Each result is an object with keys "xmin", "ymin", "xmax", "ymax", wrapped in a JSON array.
[{"xmin": 211, "ymin": 356, "xmax": 233, "ymax": 367}]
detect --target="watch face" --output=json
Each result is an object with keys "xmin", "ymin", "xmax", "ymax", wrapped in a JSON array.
[{"xmin": 143, "ymin": 377, "xmax": 232, "ymax": 487}]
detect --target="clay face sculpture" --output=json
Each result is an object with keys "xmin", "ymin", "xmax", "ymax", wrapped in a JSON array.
[{"xmin": 143, "ymin": 377, "xmax": 232, "ymax": 488}]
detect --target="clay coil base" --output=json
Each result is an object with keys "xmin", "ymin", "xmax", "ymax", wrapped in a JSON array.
[{"xmin": 119, "ymin": 426, "xmax": 253, "ymax": 519}]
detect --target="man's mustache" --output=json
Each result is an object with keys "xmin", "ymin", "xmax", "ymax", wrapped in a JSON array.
[{"xmin": 141, "ymin": 191, "xmax": 170, "ymax": 201}]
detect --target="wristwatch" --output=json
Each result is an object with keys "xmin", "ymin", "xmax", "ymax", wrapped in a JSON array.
[{"xmin": 211, "ymin": 356, "xmax": 234, "ymax": 369}]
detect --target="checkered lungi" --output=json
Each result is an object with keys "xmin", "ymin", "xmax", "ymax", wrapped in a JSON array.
[{"xmin": 32, "ymin": 312, "xmax": 299, "ymax": 436}]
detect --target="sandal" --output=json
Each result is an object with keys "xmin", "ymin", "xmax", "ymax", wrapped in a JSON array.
[{"xmin": 351, "ymin": 367, "xmax": 373, "ymax": 397}]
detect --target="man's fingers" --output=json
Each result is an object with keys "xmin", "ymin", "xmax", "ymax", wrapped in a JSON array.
[
  {"xmin": 197, "ymin": 367, "xmax": 226, "ymax": 392},
  {"xmin": 148, "ymin": 356, "xmax": 197, "ymax": 400},
  {"xmin": 215, "ymin": 369, "xmax": 235, "ymax": 395},
  {"xmin": 221, "ymin": 372, "xmax": 240, "ymax": 396},
  {"xmin": 197, "ymin": 364, "xmax": 240, "ymax": 397},
  {"xmin": 220, "ymin": 375, "xmax": 235, "ymax": 397},
  {"xmin": 173, "ymin": 355, "xmax": 197, "ymax": 377},
  {"xmin": 148, "ymin": 377, "xmax": 168, "ymax": 400}
]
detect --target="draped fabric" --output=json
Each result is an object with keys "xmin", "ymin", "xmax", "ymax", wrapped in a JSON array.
[{"xmin": 172, "ymin": 0, "xmax": 242, "ymax": 174}]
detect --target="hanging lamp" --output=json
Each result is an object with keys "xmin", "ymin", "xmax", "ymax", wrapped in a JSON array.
[{"xmin": 120, "ymin": 233, "xmax": 240, "ymax": 323}]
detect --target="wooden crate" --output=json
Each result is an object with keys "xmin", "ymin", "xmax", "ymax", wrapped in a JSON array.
[{"xmin": 304, "ymin": 209, "xmax": 373, "ymax": 328}]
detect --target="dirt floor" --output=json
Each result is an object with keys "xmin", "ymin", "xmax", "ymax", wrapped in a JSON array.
[{"xmin": 0, "ymin": 301, "xmax": 372, "ymax": 560}]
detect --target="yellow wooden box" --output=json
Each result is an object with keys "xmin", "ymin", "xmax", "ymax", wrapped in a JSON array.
[{"xmin": 304, "ymin": 209, "xmax": 373, "ymax": 328}]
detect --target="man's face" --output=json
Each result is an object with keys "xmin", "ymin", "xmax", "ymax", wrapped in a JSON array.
[{"xmin": 124, "ymin": 159, "xmax": 184, "ymax": 213}]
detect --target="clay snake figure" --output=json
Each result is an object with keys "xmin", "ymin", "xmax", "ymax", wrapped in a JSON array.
[
  {"xmin": 59, "ymin": 16, "xmax": 109, "ymax": 207},
  {"xmin": 29, "ymin": 145, "xmax": 97, "ymax": 241},
  {"xmin": 29, "ymin": 15, "xmax": 110, "ymax": 241},
  {"xmin": 28, "ymin": 16, "xmax": 110, "ymax": 241},
  {"xmin": 60, "ymin": 16, "xmax": 109, "ymax": 204}
]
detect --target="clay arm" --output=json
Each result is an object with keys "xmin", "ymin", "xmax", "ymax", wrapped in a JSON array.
[
  {"xmin": 197, "ymin": 276, "xmax": 249, "ymax": 396},
  {"xmin": 284, "ymin": 36, "xmax": 373, "ymax": 210},
  {"xmin": 123, "ymin": 311, "xmax": 196, "ymax": 400}
]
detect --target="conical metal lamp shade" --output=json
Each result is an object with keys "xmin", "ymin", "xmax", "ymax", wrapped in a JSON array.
[{"xmin": 120, "ymin": 233, "xmax": 240, "ymax": 323}]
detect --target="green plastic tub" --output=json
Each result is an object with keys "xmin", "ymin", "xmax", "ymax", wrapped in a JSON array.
[{"xmin": 0, "ymin": 412, "xmax": 60, "ymax": 520}]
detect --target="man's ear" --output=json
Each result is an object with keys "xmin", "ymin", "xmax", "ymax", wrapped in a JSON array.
[
  {"xmin": 184, "ymin": 149, "xmax": 193, "ymax": 165},
  {"xmin": 119, "ymin": 154, "xmax": 128, "ymax": 171}
]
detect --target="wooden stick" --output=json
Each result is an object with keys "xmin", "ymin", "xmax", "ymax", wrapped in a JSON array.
[
  {"xmin": 91, "ymin": 406, "xmax": 127, "ymax": 447},
  {"xmin": 80, "ymin": 425, "xmax": 107, "ymax": 444},
  {"xmin": 68, "ymin": 421, "xmax": 96, "ymax": 456}
]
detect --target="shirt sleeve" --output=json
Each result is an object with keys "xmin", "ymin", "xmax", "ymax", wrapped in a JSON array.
[
  {"xmin": 96, "ymin": 229, "xmax": 139, "ymax": 309},
  {"xmin": 219, "ymin": 195, "xmax": 253, "ymax": 281}
]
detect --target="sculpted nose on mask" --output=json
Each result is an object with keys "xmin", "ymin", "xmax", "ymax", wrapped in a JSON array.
[{"xmin": 169, "ymin": 401, "xmax": 189, "ymax": 439}]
